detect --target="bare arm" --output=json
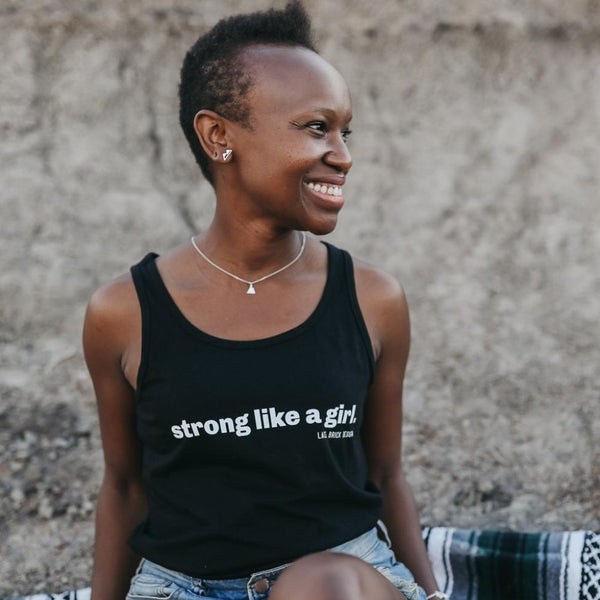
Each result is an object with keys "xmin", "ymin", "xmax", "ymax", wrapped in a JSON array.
[
  {"xmin": 356, "ymin": 265, "xmax": 439, "ymax": 595},
  {"xmin": 83, "ymin": 280, "xmax": 148, "ymax": 600}
]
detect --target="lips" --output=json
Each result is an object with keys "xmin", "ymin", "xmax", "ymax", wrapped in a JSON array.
[{"xmin": 304, "ymin": 180, "xmax": 345, "ymax": 210}]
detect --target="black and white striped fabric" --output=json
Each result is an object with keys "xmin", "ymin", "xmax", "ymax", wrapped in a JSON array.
[{"xmin": 423, "ymin": 528, "xmax": 600, "ymax": 600}]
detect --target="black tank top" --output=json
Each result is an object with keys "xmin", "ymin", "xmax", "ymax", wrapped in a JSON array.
[{"xmin": 128, "ymin": 242, "xmax": 382, "ymax": 578}]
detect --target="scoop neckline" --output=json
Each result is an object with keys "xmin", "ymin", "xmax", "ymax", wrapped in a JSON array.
[{"xmin": 147, "ymin": 241, "xmax": 335, "ymax": 348}]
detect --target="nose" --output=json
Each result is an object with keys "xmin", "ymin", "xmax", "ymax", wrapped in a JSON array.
[{"xmin": 324, "ymin": 133, "xmax": 352, "ymax": 173}]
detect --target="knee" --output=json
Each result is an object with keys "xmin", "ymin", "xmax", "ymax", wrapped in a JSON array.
[{"xmin": 269, "ymin": 552, "xmax": 367, "ymax": 600}]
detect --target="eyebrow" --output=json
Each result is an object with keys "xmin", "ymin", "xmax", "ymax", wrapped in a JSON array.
[{"xmin": 301, "ymin": 107, "xmax": 353, "ymax": 122}]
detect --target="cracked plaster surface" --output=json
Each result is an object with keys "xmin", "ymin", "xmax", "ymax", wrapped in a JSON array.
[{"xmin": 1, "ymin": 1, "xmax": 599, "ymax": 595}]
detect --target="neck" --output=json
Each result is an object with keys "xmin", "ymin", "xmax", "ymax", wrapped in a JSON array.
[{"xmin": 197, "ymin": 215, "xmax": 305, "ymax": 278}]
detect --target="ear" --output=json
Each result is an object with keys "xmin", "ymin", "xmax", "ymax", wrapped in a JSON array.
[{"xmin": 193, "ymin": 110, "xmax": 230, "ymax": 161}]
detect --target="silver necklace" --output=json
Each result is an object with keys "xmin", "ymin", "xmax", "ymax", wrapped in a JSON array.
[{"xmin": 190, "ymin": 232, "xmax": 307, "ymax": 295}]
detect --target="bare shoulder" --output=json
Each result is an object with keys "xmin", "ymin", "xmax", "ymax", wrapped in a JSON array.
[
  {"xmin": 349, "ymin": 254, "xmax": 409, "ymax": 360},
  {"xmin": 83, "ymin": 272, "xmax": 140, "ymax": 360},
  {"xmin": 351, "ymin": 255, "xmax": 408, "ymax": 312},
  {"xmin": 86, "ymin": 272, "xmax": 139, "ymax": 326}
]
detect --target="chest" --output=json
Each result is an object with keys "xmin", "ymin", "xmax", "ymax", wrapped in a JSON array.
[{"xmin": 136, "ymin": 327, "xmax": 372, "ymax": 457}]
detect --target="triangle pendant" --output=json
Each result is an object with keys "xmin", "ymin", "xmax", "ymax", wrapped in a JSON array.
[{"xmin": 246, "ymin": 283, "xmax": 256, "ymax": 295}]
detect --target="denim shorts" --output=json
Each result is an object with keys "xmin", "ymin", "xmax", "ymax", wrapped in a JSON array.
[{"xmin": 127, "ymin": 525, "xmax": 426, "ymax": 600}]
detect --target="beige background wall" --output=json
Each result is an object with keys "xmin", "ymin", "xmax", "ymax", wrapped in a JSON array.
[{"xmin": 1, "ymin": 1, "xmax": 599, "ymax": 594}]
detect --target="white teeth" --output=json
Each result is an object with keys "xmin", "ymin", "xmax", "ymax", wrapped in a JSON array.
[{"xmin": 307, "ymin": 182, "xmax": 342, "ymax": 197}]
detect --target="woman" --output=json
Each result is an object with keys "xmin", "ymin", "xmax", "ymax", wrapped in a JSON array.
[{"xmin": 83, "ymin": 3, "xmax": 445, "ymax": 599}]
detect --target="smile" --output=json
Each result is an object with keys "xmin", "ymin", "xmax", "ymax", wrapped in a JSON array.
[{"xmin": 306, "ymin": 182, "xmax": 343, "ymax": 197}]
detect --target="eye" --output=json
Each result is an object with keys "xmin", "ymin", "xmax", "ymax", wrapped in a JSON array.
[
  {"xmin": 306, "ymin": 121, "xmax": 327, "ymax": 135},
  {"xmin": 341, "ymin": 129, "xmax": 352, "ymax": 143}
]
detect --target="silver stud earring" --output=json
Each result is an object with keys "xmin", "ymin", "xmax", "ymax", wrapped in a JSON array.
[{"xmin": 222, "ymin": 149, "xmax": 233, "ymax": 162}]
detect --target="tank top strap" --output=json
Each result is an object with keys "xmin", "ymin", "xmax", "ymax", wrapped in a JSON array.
[
  {"xmin": 322, "ymin": 243, "xmax": 375, "ymax": 383},
  {"xmin": 130, "ymin": 252, "xmax": 162, "ymax": 302},
  {"xmin": 130, "ymin": 252, "xmax": 161, "ymax": 395}
]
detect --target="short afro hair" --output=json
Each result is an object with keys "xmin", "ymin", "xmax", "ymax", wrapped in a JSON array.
[{"xmin": 179, "ymin": 1, "xmax": 317, "ymax": 184}]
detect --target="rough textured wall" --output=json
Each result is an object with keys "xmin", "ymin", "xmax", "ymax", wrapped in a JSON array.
[{"xmin": 1, "ymin": 0, "xmax": 599, "ymax": 595}]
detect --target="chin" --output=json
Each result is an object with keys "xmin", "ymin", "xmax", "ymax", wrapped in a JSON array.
[{"xmin": 305, "ymin": 216, "xmax": 339, "ymax": 236}]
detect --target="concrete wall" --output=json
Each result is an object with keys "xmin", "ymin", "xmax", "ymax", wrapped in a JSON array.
[{"xmin": 1, "ymin": 1, "xmax": 598, "ymax": 594}]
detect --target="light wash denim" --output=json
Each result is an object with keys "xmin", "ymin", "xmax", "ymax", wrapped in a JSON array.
[{"xmin": 127, "ymin": 525, "xmax": 426, "ymax": 600}]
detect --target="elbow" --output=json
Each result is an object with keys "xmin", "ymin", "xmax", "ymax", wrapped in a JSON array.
[
  {"xmin": 96, "ymin": 475, "xmax": 148, "ymax": 524},
  {"xmin": 101, "ymin": 469, "xmax": 146, "ymax": 499},
  {"xmin": 369, "ymin": 462, "xmax": 404, "ymax": 492}
]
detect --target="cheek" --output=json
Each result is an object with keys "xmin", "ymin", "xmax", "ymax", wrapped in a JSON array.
[
  {"xmin": 237, "ymin": 134, "xmax": 323, "ymax": 190},
  {"xmin": 262, "ymin": 154, "xmax": 313, "ymax": 186}
]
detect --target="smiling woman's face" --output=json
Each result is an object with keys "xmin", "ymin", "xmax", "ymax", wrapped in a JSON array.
[{"xmin": 223, "ymin": 44, "xmax": 353, "ymax": 235}]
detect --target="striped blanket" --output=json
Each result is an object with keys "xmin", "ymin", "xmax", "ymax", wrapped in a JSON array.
[
  {"xmin": 423, "ymin": 528, "xmax": 600, "ymax": 600},
  {"xmin": 8, "ymin": 528, "xmax": 599, "ymax": 600}
]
